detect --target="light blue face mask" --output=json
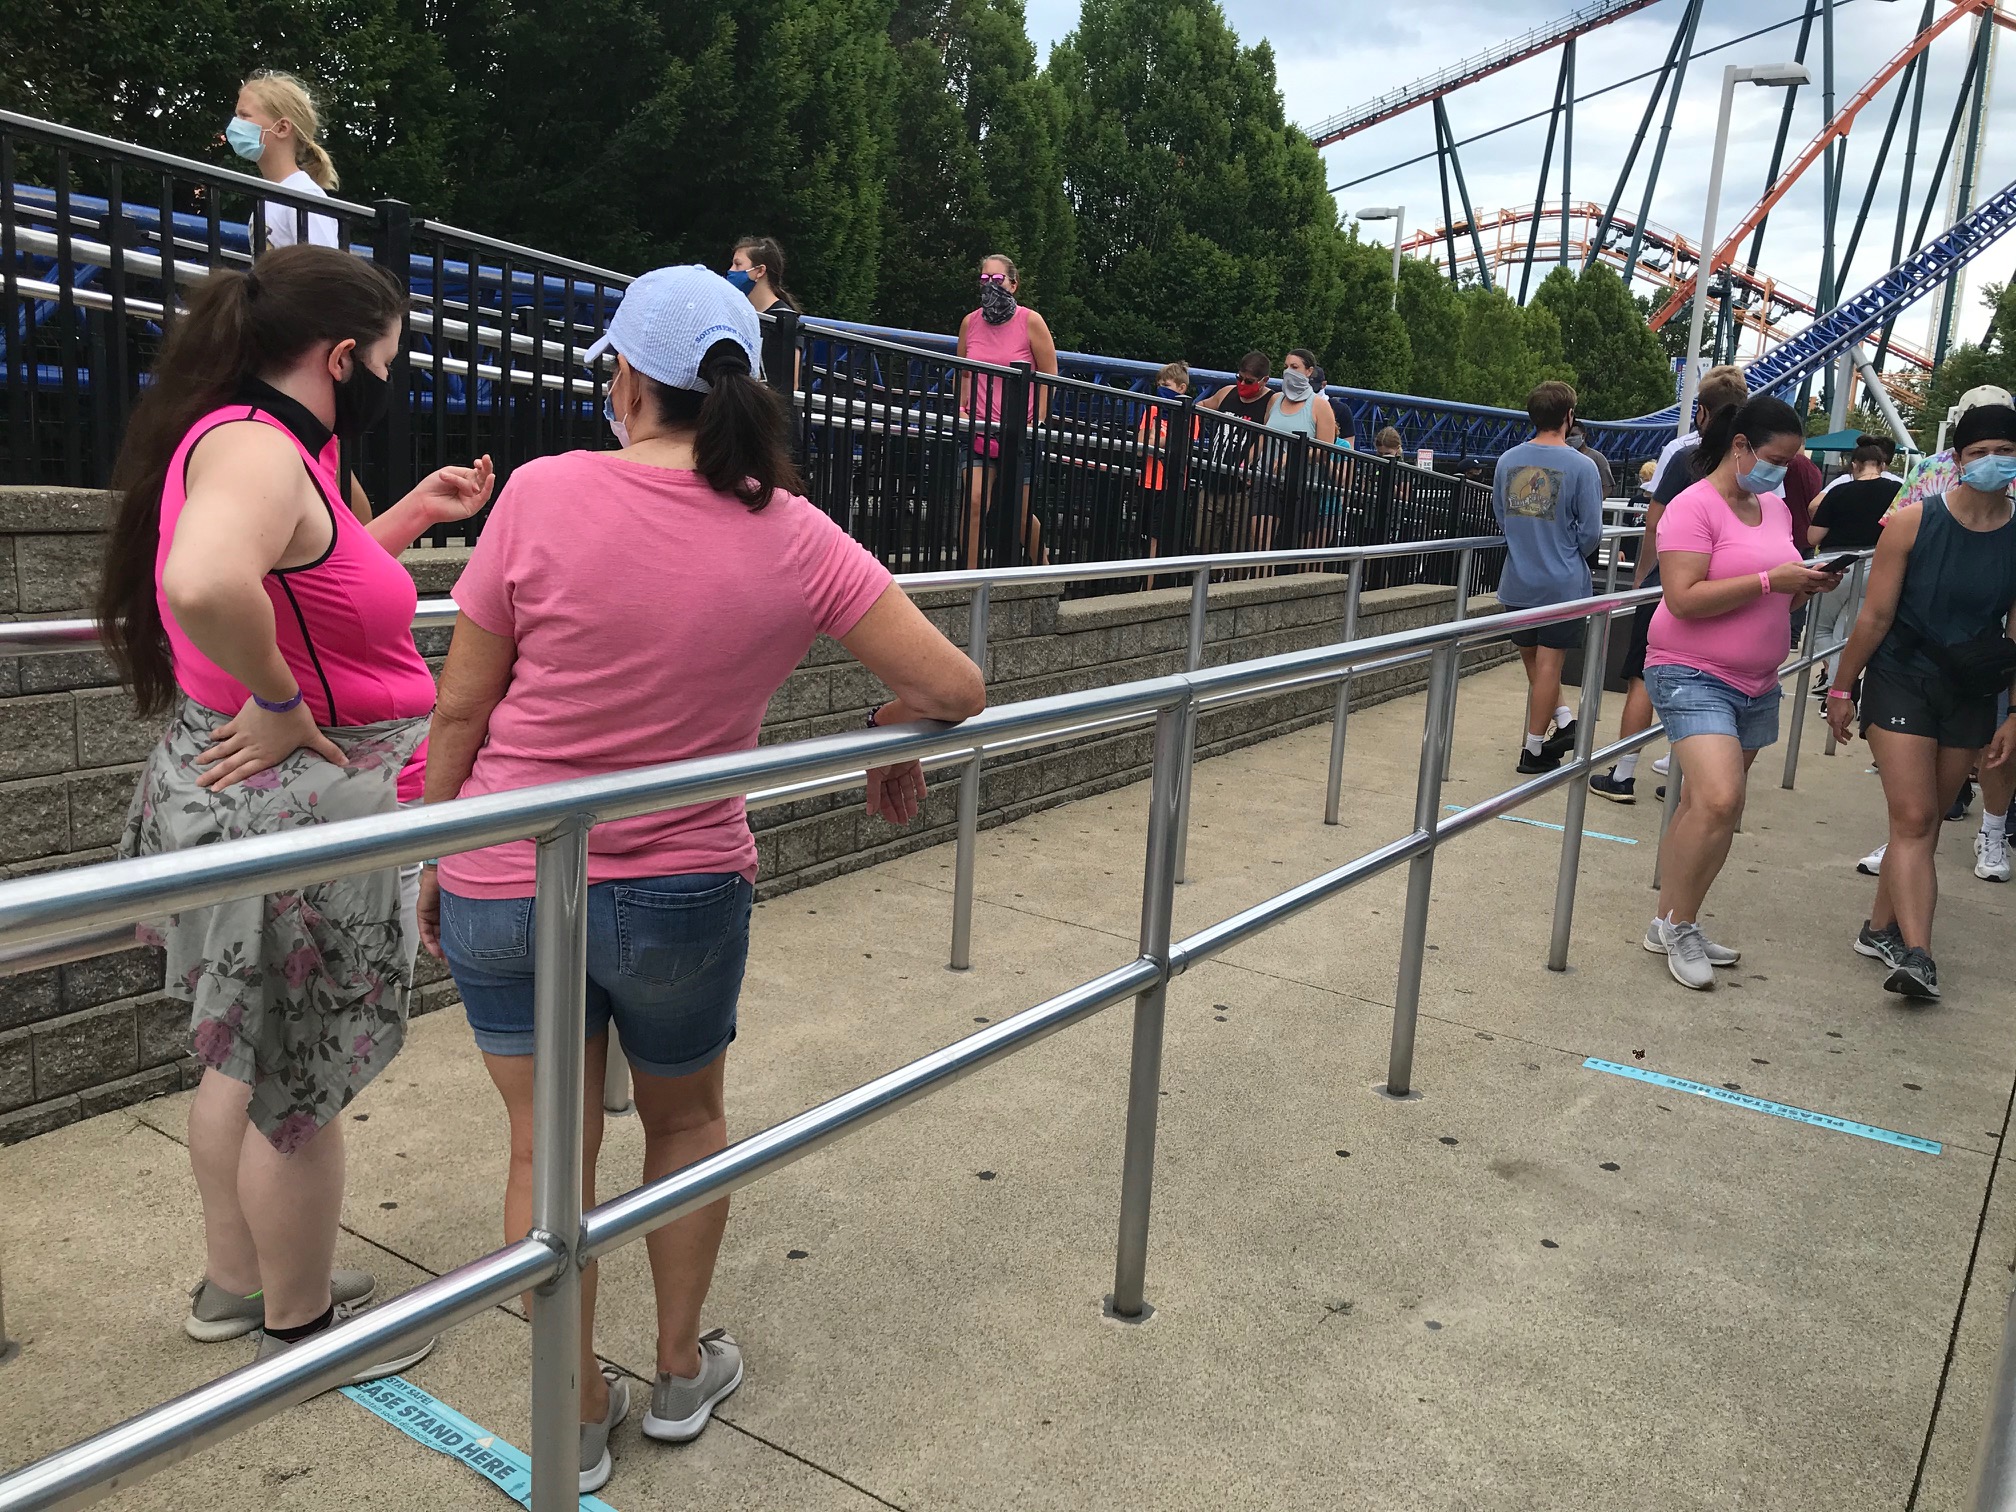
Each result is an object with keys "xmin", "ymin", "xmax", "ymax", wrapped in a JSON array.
[
  {"xmin": 225, "ymin": 118, "xmax": 266, "ymax": 162},
  {"xmin": 1960, "ymin": 454, "xmax": 2016, "ymax": 492},
  {"xmin": 1737, "ymin": 456, "xmax": 1788, "ymax": 494}
]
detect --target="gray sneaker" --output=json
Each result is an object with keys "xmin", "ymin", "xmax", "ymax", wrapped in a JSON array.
[
  {"xmin": 1652, "ymin": 915, "xmax": 1715, "ymax": 990},
  {"xmin": 1643, "ymin": 917, "xmax": 1739, "ymax": 968},
  {"xmin": 1885, "ymin": 948, "xmax": 1941, "ymax": 1002},
  {"xmin": 641, "ymin": 1328, "xmax": 743, "ymax": 1443},
  {"xmin": 186, "ymin": 1270, "xmax": 377, "ymax": 1342},
  {"xmin": 1854, "ymin": 920, "xmax": 1906, "ymax": 969},
  {"xmin": 581, "ymin": 1367, "xmax": 630, "ymax": 1494},
  {"xmin": 253, "ymin": 1301, "xmax": 436, "ymax": 1387}
]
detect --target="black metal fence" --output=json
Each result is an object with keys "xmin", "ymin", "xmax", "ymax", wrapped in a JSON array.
[{"xmin": 2, "ymin": 107, "xmax": 1501, "ymax": 591}]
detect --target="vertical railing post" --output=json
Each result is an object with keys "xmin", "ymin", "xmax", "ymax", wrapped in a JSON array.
[
  {"xmin": 1172, "ymin": 570, "xmax": 1209, "ymax": 884},
  {"xmin": 1323, "ymin": 557, "xmax": 1366, "ymax": 826},
  {"xmin": 1780, "ymin": 573, "xmax": 1825, "ymax": 790},
  {"xmin": 1441, "ymin": 546, "xmax": 1476, "ymax": 781},
  {"xmin": 528, "ymin": 819, "xmax": 590, "ymax": 1512},
  {"xmin": 1382, "ymin": 643, "xmax": 1460, "ymax": 1100},
  {"xmin": 1548, "ymin": 608, "xmax": 1612, "ymax": 971},
  {"xmin": 0, "ymin": 1249, "xmax": 16, "ymax": 1365},
  {"xmin": 949, "ymin": 584, "xmax": 991, "ymax": 970},
  {"xmin": 1170, "ymin": 393, "xmax": 1198, "ymax": 552},
  {"xmin": 603, "ymin": 1026, "xmax": 633, "ymax": 1116},
  {"xmin": 1652, "ymin": 758, "xmax": 1684, "ymax": 892},
  {"xmin": 1969, "ymin": 1280, "xmax": 2016, "ymax": 1508},
  {"xmin": 1822, "ymin": 558, "xmax": 1870, "ymax": 758},
  {"xmin": 372, "ymin": 200, "xmax": 415, "ymax": 504},
  {"xmin": 994, "ymin": 363, "xmax": 1031, "ymax": 567},
  {"xmin": 1107, "ymin": 695, "xmax": 1194, "ymax": 1322}
]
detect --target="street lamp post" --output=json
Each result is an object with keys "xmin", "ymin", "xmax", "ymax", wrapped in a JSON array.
[
  {"xmin": 1676, "ymin": 64, "xmax": 1811, "ymax": 435},
  {"xmin": 1356, "ymin": 205, "xmax": 1405, "ymax": 310}
]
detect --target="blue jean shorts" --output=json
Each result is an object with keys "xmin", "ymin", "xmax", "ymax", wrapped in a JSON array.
[
  {"xmin": 1645, "ymin": 663, "xmax": 1782, "ymax": 752},
  {"xmin": 440, "ymin": 873, "xmax": 753, "ymax": 1079}
]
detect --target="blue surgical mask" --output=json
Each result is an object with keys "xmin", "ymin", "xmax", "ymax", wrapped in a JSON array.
[
  {"xmin": 225, "ymin": 118, "xmax": 266, "ymax": 162},
  {"xmin": 1157, "ymin": 384, "xmax": 1185, "ymax": 401},
  {"xmin": 1738, "ymin": 457, "xmax": 1788, "ymax": 494},
  {"xmin": 724, "ymin": 268, "xmax": 756, "ymax": 294},
  {"xmin": 604, "ymin": 394, "xmax": 630, "ymax": 449},
  {"xmin": 1960, "ymin": 454, "xmax": 2016, "ymax": 492}
]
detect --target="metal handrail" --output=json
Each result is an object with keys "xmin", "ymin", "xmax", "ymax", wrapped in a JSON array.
[{"xmin": 0, "ymin": 547, "xmax": 1885, "ymax": 1511}]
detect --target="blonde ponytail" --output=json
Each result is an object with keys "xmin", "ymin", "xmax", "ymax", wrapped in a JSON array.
[{"xmin": 240, "ymin": 71, "xmax": 339, "ymax": 190}]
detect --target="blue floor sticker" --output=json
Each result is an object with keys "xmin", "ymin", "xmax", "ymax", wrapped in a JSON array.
[
  {"xmin": 342, "ymin": 1374, "xmax": 620, "ymax": 1511},
  {"xmin": 1444, "ymin": 804, "xmax": 1638, "ymax": 844},
  {"xmin": 1584, "ymin": 1058, "xmax": 1942, "ymax": 1154}
]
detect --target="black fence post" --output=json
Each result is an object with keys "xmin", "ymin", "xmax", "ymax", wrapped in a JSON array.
[
  {"xmin": 1287, "ymin": 432, "xmax": 1312, "ymax": 554},
  {"xmin": 1170, "ymin": 392, "xmax": 1197, "ymax": 553},
  {"xmin": 994, "ymin": 361, "xmax": 1030, "ymax": 567},
  {"xmin": 373, "ymin": 199, "xmax": 415, "ymax": 510},
  {"xmin": 767, "ymin": 306, "xmax": 803, "ymax": 465}
]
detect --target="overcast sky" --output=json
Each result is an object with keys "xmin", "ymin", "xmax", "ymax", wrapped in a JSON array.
[{"xmin": 1025, "ymin": 0, "xmax": 2015, "ymax": 357}]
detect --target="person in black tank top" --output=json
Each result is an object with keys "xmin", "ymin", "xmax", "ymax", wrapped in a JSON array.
[
  {"xmin": 1825, "ymin": 402, "xmax": 2016, "ymax": 1001},
  {"xmin": 1198, "ymin": 350, "xmax": 1274, "ymax": 555}
]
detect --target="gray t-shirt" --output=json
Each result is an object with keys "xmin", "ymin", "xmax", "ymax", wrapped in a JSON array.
[{"xmin": 1492, "ymin": 440, "xmax": 1605, "ymax": 607}]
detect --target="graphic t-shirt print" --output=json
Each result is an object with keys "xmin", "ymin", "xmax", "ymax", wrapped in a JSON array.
[{"xmin": 1504, "ymin": 466, "xmax": 1564, "ymax": 520}]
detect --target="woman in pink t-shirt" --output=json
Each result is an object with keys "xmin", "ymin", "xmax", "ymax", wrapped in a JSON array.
[
  {"xmin": 956, "ymin": 252, "xmax": 1058, "ymax": 568},
  {"xmin": 1641, "ymin": 395, "xmax": 1839, "ymax": 989},
  {"xmin": 419, "ymin": 267, "xmax": 984, "ymax": 1492},
  {"xmin": 96, "ymin": 245, "xmax": 494, "ymax": 1380}
]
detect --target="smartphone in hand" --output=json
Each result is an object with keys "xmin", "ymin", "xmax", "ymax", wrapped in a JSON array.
[{"xmin": 1819, "ymin": 552, "xmax": 1860, "ymax": 574}]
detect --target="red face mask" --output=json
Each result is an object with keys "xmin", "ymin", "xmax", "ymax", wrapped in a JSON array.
[{"xmin": 1235, "ymin": 377, "xmax": 1266, "ymax": 401}]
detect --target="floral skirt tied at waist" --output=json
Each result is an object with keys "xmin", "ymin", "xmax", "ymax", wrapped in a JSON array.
[{"xmin": 120, "ymin": 696, "xmax": 430, "ymax": 1153}]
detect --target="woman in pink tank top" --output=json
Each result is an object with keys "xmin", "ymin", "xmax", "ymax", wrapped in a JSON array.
[
  {"xmin": 96, "ymin": 245, "xmax": 495, "ymax": 1380},
  {"xmin": 956, "ymin": 253, "xmax": 1058, "ymax": 568}
]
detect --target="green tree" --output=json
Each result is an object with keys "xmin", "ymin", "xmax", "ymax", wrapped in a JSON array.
[
  {"xmin": 1455, "ymin": 286, "xmax": 1572, "ymax": 409},
  {"xmin": 878, "ymin": 0, "xmax": 1074, "ymax": 336},
  {"xmin": 1907, "ymin": 282, "xmax": 2016, "ymax": 446},
  {"xmin": 1532, "ymin": 263, "xmax": 1673, "ymax": 419},
  {"xmin": 1397, "ymin": 257, "xmax": 1466, "ymax": 399},
  {"xmin": 1045, "ymin": 0, "xmax": 1366, "ymax": 375}
]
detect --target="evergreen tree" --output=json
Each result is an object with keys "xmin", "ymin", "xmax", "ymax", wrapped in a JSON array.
[{"xmin": 1532, "ymin": 263, "xmax": 1674, "ymax": 419}]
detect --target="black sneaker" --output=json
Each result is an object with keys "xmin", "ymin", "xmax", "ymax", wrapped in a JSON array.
[
  {"xmin": 1654, "ymin": 785, "xmax": 1667, "ymax": 800},
  {"xmin": 1884, "ymin": 948, "xmax": 1941, "ymax": 1001},
  {"xmin": 1589, "ymin": 768, "xmax": 1636, "ymax": 803},
  {"xmin": 1947, "ymin": 778, "xmax": 1975, "ymax": 822},
  {"xmin": 1854, "ymin": 920, "xmax": 1906, "ymax": 969},
  {"xmin": 1542, "ymin": 720, "xmax": 1579, "ymax": 757},
  {"xmin": 1517, "ymin": 746, "xmax": 1563, "ymax": 775}
]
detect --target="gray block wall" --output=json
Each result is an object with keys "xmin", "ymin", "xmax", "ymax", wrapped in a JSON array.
[{"xmin": 0, "ymin": 486, "xmax": 1507, "ymax": 1142}]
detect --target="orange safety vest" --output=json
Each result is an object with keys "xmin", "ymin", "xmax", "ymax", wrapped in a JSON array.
[{"xmin": 1139, "ymin": 408, "xmax": 1199, "ymax": 490}]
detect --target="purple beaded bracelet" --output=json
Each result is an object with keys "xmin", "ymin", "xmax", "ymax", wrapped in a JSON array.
[{"xmin": 253, "ymin": 689, "xmax": 305, "ymax": 714}]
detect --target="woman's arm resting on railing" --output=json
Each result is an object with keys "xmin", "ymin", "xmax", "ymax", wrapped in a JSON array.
[
  {"xmin": 839, "ymin": 584, "xmax": 988, "ymax": 824},
  {"xmin": 367, "ymin": 455, "xmax": 496, "ymax": 555},
  {"xmin": 418, "ymin": 613, "xmax": 516, "ymax": 957}
]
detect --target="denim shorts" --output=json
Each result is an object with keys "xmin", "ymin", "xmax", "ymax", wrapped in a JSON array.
[
  {"xmin": 1645, "ymin": 663, "xmax": 1782, "ymax": 751},
  {"xmin": 440, "ymin": 873, "xmax": 753, "ymax": 1079}
]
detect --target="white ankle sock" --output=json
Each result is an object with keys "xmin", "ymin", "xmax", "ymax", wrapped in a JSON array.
[
  {"xmin": 1525, "ymin": 733, "xmax": 1545, "ymax": 756},
  {"xmin": 1555, "ymin": 705, "xmax": 1574, "ymax": 729},
  {"xmin": 1616, "ymin": 753, "xmax": 1640, "ymax": 780},
  {"xmin": 1985, "ymin": 811, "xmax": 2008, "ymax": 842}
]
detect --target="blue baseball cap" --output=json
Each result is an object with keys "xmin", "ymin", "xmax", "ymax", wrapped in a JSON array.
[{"xmin": 583, "ymin": 265, "xmax": 763, "ymax": 389}]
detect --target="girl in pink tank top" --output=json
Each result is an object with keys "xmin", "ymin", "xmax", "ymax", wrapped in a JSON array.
[{"xmin": 95, "ymin": 245, "xmax": 494, "ymax": 1376}]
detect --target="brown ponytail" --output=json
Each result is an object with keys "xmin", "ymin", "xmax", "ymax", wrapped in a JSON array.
[
  {"xmin": 638, "ymin": 339, "xmax": 802, "ymax": 511},
  {"xmin": 99, "ymin": 245, "xmax": 406, "ymax": 714}
]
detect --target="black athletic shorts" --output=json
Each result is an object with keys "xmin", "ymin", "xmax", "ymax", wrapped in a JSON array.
[
  {"xmin": 1507, "ymin": 620, "xmax": 1582, "ymax": 651},
  {"xmin": 1860, "ymin": 661, "xmax": 2000, "ymax": 750},
  {"xmin": 1622, "ymin": 601, "xmax": 1656, "ymax": 683}
]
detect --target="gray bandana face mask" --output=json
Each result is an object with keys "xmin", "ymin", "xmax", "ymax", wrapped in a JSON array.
[{"xmin": 1280, "ymin": 368, "xmax": 1313, "ymax": 403}]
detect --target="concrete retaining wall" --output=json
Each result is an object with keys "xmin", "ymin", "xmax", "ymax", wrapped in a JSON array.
[{"xmin": 0, "ymin": 485, "xmax": 1509, "ymax": 1141}]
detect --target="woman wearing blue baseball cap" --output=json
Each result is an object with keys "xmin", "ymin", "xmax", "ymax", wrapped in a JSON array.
[{"xmin": 419, "ymin": 265, "xmax": 985, "ymax": 1493}]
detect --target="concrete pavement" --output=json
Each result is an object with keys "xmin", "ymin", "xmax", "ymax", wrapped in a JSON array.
[{"xmin": 2, "ymin": 660, "xmax": 2013, "ymax": 1510}]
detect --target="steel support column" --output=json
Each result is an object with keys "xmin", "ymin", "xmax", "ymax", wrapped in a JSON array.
[
  {"xmin": 1937, "ymin": 10, "xmax": 1995, "ymax": 364},
  {"xmin": 1519, "ymin": 43, "xmax": 1576, "ymax": 304},
  {"xmin": 1621, "ymin": 0, "xmax": 1706, "ymax": 285},
  {"xmin": 1436, "ymin": 99, "xmax": 1494, "ymax": 290},
  {"xmin": 1585, "ymin": 6, "xmax": 1695, "ymax": 274}
]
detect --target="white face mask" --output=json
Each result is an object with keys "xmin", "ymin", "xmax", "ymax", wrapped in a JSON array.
[{"xmin": 604, "ymin": 392, "xmax": 630, "ymax": 448}]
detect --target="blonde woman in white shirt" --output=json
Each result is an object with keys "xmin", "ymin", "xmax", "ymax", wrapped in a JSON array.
[{"xmin": 227, "ymin": 72, "xmax": 341, "ymax": 251}]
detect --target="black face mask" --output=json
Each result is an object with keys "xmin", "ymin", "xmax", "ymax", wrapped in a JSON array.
[
  {"xmin": 979, "ymin": 282, "xmax": 1018, "ymax": 325},
  {"xmin": 333, "ymin": 357, "xmax": 391, "ymax": 443}
]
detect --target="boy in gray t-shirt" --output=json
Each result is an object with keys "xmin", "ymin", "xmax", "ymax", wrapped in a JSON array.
[{"xmin": 1492, "ymin": 380, "xmax": 1603, "ymax": 774}]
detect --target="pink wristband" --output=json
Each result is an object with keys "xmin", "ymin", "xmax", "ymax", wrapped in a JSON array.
[
  {"xmin": 1758, "ymin": 570, "xmax": 1773, "ymax": 597},
  {"xmin": 1827, "ymin": 688, "xmax": 1853, "ymax": 701}
]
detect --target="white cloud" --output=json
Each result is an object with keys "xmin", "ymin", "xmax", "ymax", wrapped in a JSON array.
[{"xmin": 1028, "ymin": 0, "xmax": 2016, "ymax": 355}]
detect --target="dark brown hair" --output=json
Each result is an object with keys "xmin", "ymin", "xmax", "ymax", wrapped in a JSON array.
[
  {"xmin": 1237, "ymin": 350, "xmax": 1271, "ymax": 381},
  {"xmin": 1526, "ymin": 379, "xmax": 1577, "ymax": 432},
  {"xmin": 732, "ymin": 235, "xmax": 797, "ymax": 311},
  {"xmin": 633, "ymin": 340, "xmax": 803, "ymax": 511},
  {"xmin": 98, "ymin": 245, "xmax": 407, "ymax": 715},
  {"xmin": 1849, "ymin": 442, "xmax": 1887, "ymax": 471},
  {"xmin": 1694, "ymin": 395, "xmax": 1802, "ymax": 476}
]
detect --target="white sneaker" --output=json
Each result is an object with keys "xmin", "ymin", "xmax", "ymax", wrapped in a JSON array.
[
  {"xmin": 1643, "ymin": 917, "xmax": 1739, "ymax": 967},
  {"xmin": 1856, "ymin": 843, "xmax": 1886, "ymax": 877},
  {"xmin": 1976, "ymin": 828, "xmax": 2011, "ymax": 883},
  {"xmin": 1652, "ymin": 755, "xmax": 1670, "ymax": 776},
  {"xmin": 1650, "ymin": 915, "xmax": 1716, "ymax": 990}
]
